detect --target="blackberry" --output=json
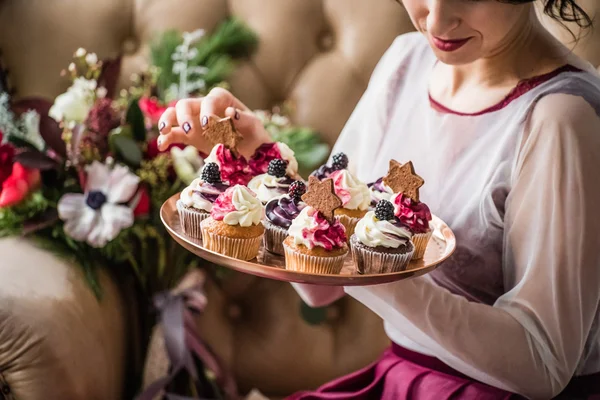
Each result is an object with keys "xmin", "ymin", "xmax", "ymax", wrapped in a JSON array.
[
  {"xmin": 375, "ymin": 199, "xmax": 395, "ymax": 221},
  {"xmin": 201, "ymin": 162, "xmax": 221, "ymax": 184},
  {"xmin": 289, "ymin": 180, "xmax": 307, "ymax": 201},
  {"xmin": 268, "ymin": 158, "xmax": 288, "ymax": 178},
  {"xmin": 332, "ymin": 152, "xmax": 348, "ymax": 170}
]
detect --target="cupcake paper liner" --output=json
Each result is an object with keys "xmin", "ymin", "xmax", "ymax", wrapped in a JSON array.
[
  {"xmin": 263, "ymin": 222, "xmax": 288, "ymax": 256},
  {"xmin": 350, "ymin": 236, "xmax": 414, "ymax": 274},
  {"xmin": 200, "ymin": 220, "xmax": 263, "ymax": 261},
  {"xmin": 283, "ymin": 243, "xmax": 347, "ymax": 275},
  {"xmin": 335, "ymin": 214, "xmax": 361, "ymax": 240},
  {"xmin": 177, "ymin": 200, "xmax": 210, "ymax": 239},
  {"xmin": 411, "ymin": 230, "xmax": 432, "ymax": 260}
]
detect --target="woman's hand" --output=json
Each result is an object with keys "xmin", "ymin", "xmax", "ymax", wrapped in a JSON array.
[{"xmin": 156, "ymin": 87, "xmax": 272, "ymax": 157}]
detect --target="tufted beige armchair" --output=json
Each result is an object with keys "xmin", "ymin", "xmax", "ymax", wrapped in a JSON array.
[{"xmin": 0, "ymin": 1, "xmax": 599, "ymax": 399}]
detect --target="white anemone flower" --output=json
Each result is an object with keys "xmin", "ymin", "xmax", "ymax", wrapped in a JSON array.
[
  {"xmin": 58, "ymin": 161, "xmax": 140, "ymax": 248},
  {"xmin": 171, "ymin": 145, "xmax": 204, "ymax": 185}
]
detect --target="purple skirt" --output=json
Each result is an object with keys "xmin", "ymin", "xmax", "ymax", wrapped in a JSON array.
[{"xmin": 285, "ymin": 343, "xmax": 600, "ymax": 400}]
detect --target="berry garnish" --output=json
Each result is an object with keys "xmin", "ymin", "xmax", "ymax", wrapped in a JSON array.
[
  {"xmin": 268, "ymin": 158, "xmax": 288, "ymax": 178},
  {"xmin": 332, "ymin": 152, "xmax": 348, "ymax": 170},
  {"xmin": 289, "ymin": 180, "xmax": 307, "ymax": 201},
  {"xmin": 201, "ymin": 162, "xmax": 222, "ymax": 184},
  {"xmin": 375, "ymin": 199, "xmax": 395, "ymax": 221}
]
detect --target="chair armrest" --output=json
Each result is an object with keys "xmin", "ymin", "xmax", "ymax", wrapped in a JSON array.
[{"xmin": 0, "ymin": 237, "xmax": 128, "ymax": 400}]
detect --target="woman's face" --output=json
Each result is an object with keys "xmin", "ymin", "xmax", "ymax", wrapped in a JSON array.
[{"xmin": 401, "ymin": 0, "xmax": 532, "ymax": 65}]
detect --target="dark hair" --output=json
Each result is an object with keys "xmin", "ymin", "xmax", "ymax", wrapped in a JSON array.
[{"xmin": 503, "ymin": 0, "xmax": 592, "ymax": 30}]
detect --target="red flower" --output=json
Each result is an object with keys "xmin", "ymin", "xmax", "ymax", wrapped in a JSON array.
[
  {"xmin": 0, "ymin": 143, "xmax": 15, "ymax": 186},
  {"xmin": 145, "ymin": 136, "xmax": 185, "ymax": 160},
  {"xmin": 133, "ymin": 186, "xmax": 151, "ymax": 217},
  {"xmin": 138, "ymin": 97, "xmax": 177, "ymax": 125},
  {"xmin": 0, "ymin": 162, "xmax": 40, "ymax": 208}
]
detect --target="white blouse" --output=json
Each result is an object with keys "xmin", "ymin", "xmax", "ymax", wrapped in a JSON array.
[{"xmin": 292, "ymin": 32, "xmax": 600, "ymax": 399}]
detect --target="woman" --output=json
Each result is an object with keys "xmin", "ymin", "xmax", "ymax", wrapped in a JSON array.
[{"xmin": 157, "ymin": 0, "xmax": 600, "ymax": 398}]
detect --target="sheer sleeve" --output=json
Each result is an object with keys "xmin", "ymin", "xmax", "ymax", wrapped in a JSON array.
[{"xmin": 343, "ymin": 93, "xmax": 600, "ymax": 399}]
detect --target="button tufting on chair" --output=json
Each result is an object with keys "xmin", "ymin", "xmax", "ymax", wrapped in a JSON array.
[
  {"xmin": 122, "ymin": 37, "xmax": 140, "ymax": 56},
  {"xmin": 227, "ymin": 303, "xmax": 242, "ymax": 320},
  {"xmin": 326, "ymin": 305, "xmax": 340, "ymax": 322},
  {"xmin": 317, "ymin": 30, "xmax": 335, "ymax": 53}
]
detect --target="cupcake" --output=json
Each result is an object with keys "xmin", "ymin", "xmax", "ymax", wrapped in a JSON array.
[
  {"xmin": 350, "ymin": 199, "xmax": 414, "ymax": 274},
  {"xmin": 177, "ymin": 162, "xmax": 229, "ymax": 238},
  {"xmin": 382, "ymin": 159, "xmax": 432, "ymax": 260},
  {"xmin": 391, "ymin": 192, "xmax": 432, "ymax": 259},
  {"xmin": 249, "ymin": 142, "xmax": 299, "ymax": 178},
  {"xmin": 263, "ymin": 180, "xmax": 307, "ymax": 255},
  {"xmin": 200, "ymin": 185, "xmax": 265, "ymax": 260},
  {"xmin": 283, "ymin": 177, "xmax": 348, "ymax": 274},
  {"xmin": 310, "ymin": 152, "xmax": 348, "ymax": 180},
  {"xmin": 248, "ymin": 158, "xmax": 296, "ymax": 204},
  {"xmin": 367, "ymin": 177, "xmax": 394, "ymax": 208},
  {"xmin": 330, "ymin": 169, "xmax": 370, "ymax": 238}
]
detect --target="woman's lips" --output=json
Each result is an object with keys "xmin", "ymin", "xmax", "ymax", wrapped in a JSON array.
[{"xmin": 432, "ymin": 36, "xmax": 471, "ymax": 52}]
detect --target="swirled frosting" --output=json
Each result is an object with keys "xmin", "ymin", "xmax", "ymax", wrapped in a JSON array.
[
  {"xmin": 211, "ymin": 185, "xmax": 264, "ymax": 227},
  {"xmin": 310, "ymin": 164, "xmax": 336, "ymax": 180},
  {"xmin": 249, "ymin": 142, "xmax": 299, "ymax": 177},
  {"xmin": 248, "ymin": 173, "xmax": 294, "ymax": 204},
  {"xmin": 180, "ymin": 178, "xmax": 229, "ymax": 212},
  {"xmin": 355, "ymin": 211, "xmax": 413, "ymax": 248},
  {"xmin": 391, "ymin": 193, "xmax": 432, "ymax": 234},
  {"xmin": 368, "ymin": 177, "xmax": 394, "ymax": 207},
  {"xmin": 330, "ymin": 169, "xmax": 370, "ymax": 211},
  {"xmin": 265, "ymin": 195, "xmax": 306, "ymax": 229},
  {"xmin": 287, "ymin": 207, "xmax": 347, "ymax": 250},
  {"xmin": 204, "ymin": 144, "xmax": 253, "ymax": 186}
]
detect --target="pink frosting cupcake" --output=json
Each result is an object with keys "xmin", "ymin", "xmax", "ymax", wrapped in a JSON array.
[
  {"xmin": 200, "ymin": 185, "xmax": 265, "ymax": 261},
  {"xmin": 283, "ymin": 207, "xmax": 348, "ymax": 274}
]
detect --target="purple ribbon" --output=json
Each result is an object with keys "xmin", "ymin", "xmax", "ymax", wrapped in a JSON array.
[{"xmin": 137, "ymin": 284, "xmax": 238, "ymax": 400}]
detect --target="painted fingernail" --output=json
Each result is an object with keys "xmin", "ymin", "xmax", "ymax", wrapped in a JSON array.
[
  {"xmin": 234, "ymin": 110, "xmax": 240, "ymax": 120},
  {"xmin": 157, "ymin": 137, "xmax": 163, "ymax": 148},
  {"xmin": 159, "ymin": 121, "xmax": 166, "ymax": 131},
  {"xmin": 183, "ymin": 122, "xmax": 191, "ymax": 134},
  {"xmin": 201, "ymin": 116, "xmax": 208, "ymax": 127}
]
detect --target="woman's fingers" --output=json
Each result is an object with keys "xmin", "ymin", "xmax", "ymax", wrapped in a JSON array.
[
  {"xmin": 156, "ymin": 129, "xmax": 188, "ymax": 151},
  {"xmin": 200, "ymin": 88, "xmax": 249, "ymax": 126},
  {"xmin": 156, "ymin": 88, "xmax": 267, "ymax": 155},
  {"xmin": 224, "ymin": 106, "xmax": 260, "ymax": 133},
  {"xmin": 175, "ymin": 98, "xmax": 202, "ymax": 136},
  {"xmin": 158, "ymin": 107, "xmax": 177, "ymax": 134}
]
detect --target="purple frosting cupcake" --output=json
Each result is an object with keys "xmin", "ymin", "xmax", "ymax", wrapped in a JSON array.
[
  {"xmin": 177, "ymin": 162, "xmax": 229, "ymax": 238},
  {"xmin": 263, "ymin": 181, "xmax": 307, "ymax": 255}
]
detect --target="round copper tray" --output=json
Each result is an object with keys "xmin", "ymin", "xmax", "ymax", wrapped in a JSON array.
[{"xmin": 161, "ymin": 194, "xmax": 456, "ymax": 286}]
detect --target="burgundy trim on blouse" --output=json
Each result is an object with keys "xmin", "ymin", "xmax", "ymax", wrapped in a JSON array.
[{"xmin": 429, "ymin": 64, "xmax": 582, "ymax": 116}]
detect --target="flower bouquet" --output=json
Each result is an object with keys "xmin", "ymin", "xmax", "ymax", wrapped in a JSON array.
[{"xmin": 0, "ymin": 17, "xmax": 331, "ymax": 399}]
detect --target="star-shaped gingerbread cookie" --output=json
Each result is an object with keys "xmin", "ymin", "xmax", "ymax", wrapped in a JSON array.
[
  {"xmin": 202, "ymin": 116, "xmax": 243, "ymax": 153},
  {"xmin": 301, "ymin": 176, "xmax": 342, "ymax": 222},
  {"xmin": 382, "ymin": 160, "xmax": 424, "ymax": 202}
]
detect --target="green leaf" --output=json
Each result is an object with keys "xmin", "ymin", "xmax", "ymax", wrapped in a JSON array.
[
  {"xmin": 300, "ymin": 301, "xmax": 328, "ymax": 326},
  {"xmin": 295, "ymin": 143, "xmax": 330, "ymax": 174},
  {"xmin": 126, "ymin": 99, "xmax": 147, "ymax": 142},
  {"xmin": 112, "ymin": 134, "xmax": 142, "ymax": 167}
]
